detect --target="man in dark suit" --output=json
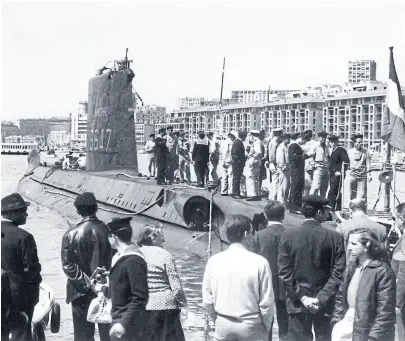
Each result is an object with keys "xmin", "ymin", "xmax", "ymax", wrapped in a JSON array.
[
  {"xmin": 278, "ymin": 195, "xmax": 346, "ymax": 341},
  {"xmin": 254, "ymin": 201, "xmax": 288, "ymax": 341},
  {"xmin": 231, "ymin": 130, "xmax": 247, "ymax": 199},
  {"xmin": 1, "ymin": 193, "xmax": 42, "ymax": 341},
  {"xmin": 327, "ymin": 134, "xmax": 350, "ymax": 212},
  {"xmin": 192, "ymin": 131, "xmax": 210, "ymax": 187},
  {"xmin": 61, "ymin": 192, "xmax": 112, "ymax": 341}
]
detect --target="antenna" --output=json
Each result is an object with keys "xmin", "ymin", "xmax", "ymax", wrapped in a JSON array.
[{"xmin": 220, "ymin": 57, "xmax": 226, "ymax": 108}]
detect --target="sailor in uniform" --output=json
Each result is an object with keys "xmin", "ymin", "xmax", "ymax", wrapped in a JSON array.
[
  {"xmin": 327, "ymin": 134, "xmax": 350, "ymax": 212},
  {"xmin": 177, "ymin": 131, "xmax": 191, "ymax": 184},
  {"xmin": 165, "ymin": 126, "xmax": 179, "ymax": 185},
  {"xmin": 245, "ymin": 130, "xmax": 262, "ymax": 201},
  {"xmin": 220, "ymin": 131, "xmax": 236, "ymax": 196},
  {"xmin": 231, "ymin": 131, "xmax": 247, "ymax": 199},
  {"xmin": 207, "ymin": 132, "xmax": 220, "ymax": 184},
  {"xmin": 145, "ymin": 133, "xmax": 156, "ymax": 180},
  {"xmin": 258, "ymin": 130, "xmax": 267, "ymax": 192},
  {"xmin": 310, "ymin": 131, "xmax": 330, "ymax": 197},
  {"xmin": 192, "ymin": 131, "xmax": 210, "ymax": 187},
  {"xmin": 288, "ymin": 132, "xmax": 309, "ymax": 213},
  {"xmin": 302, "ymin": 130, "xmax": 317, "ymax": 195},
  {"xmin": 347, "ymin": 133, "xmax": 371, "ymax": 205},
  {"xmin": 266, "ymin": 128, "xmax": 283, "ymax": 200},
  {"xmin": 155, "ymin": 137, "xmax": 169, "ymax": 186},
  {"xmin": 276, "ymin": 133, "xmax": 291, "ymax": 206}
]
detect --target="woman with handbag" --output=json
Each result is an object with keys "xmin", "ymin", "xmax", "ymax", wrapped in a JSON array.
[
  {"xmin": 137, "ymin": 223, "xmax": 187, "ymax": 341},
  {"xmin": 331, "ymin": 229, "xmax": 396, "ymax": 341}
]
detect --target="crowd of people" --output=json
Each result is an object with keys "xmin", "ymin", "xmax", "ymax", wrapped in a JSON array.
[
  {"xmin": 2, "ymin": 189, "xmax": 405, "ymax": 341},
  {"xmin": 145, "ymin": 126, "xmax": 372, "ymax": 212}
]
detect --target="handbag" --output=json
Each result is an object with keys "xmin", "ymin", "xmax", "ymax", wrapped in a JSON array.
[{"xmin": 87, "ymin": 292, "xmax": 112, "ymax": 324}]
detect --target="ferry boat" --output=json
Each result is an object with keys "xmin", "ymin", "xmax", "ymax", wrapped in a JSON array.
[{"xmin": 1, "ymin": 142, "xmax": 38, "ymax": 155}]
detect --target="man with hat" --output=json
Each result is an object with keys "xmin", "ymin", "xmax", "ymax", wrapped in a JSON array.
[
  {"xmin": 165, "ymin": 126, "xmax": 179, "ymax": 185},
  {"xmin": 266, "ymin": 128, "xmax": 283, "ymax": 200},
  {"xmin": 106, "ymin": 217, "xmax": 149, "ymax": 341},
  {"xmin": 347, "ymin": 133, "xmax": 371, "ymax": 205},
  {"xmin": 276, "ymin": 133, "xmax": 291, "ymax": 206},
  {"xmin": 245, "ymin": 130, "xmax": 263, "ymax": 201},
  {"xmin": 231, "ymin": 130, "xmax": 248, "ymax": 198},
  {"xmin": 327, "ymin": 134, "xmax": 350, "ymax": 211},
  {"xmin": 309, "ymin": 131, "xmax": 330, "ymax": 197},
  {"xmin": 288, "ymin": 132, "xmax": 313, "ymax": 213},
  {"xmin": 145, "ymin": 133, "xmax": 156, "ymax": 180},
  {"xmin": 220, "ymin": 131, "xmax": 237, "ymax": 196},
  {"xmin": 61, "ymin": 192, "xmax": 112, "ymax": 341},
  {"xmin": 1, "ymin": 193, "xmax": 42, "ymax": 341},
  {"xmin": 301, "ymin": 130, "xmax": 317, "ymax": 195},
  {"xmin": 192, "ymin": 131, "xmax": 210, "ymax": 187},
  {"xmin": 177, "ymin": 131, "xmax": 191, "ymax": 184},
  {"xmin": 207, "ymin": 132, "xmax": 220, "ymax": 184},
  {"xmin": 279, "ymin": 195, "xmax": 345, "ymax": 341}
]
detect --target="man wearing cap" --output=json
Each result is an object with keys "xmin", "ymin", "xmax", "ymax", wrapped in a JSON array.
[
  {"xmin": 288, "ymin": 132, "xmax": 314, "ymax": 213},
  {"xmin": 1, "ymin": 193, "xmax": 42, "ymax": 341},
  {"xmin": 231, "ymin": 131, "xmax": 248, "ymax": 199},
  {"xmin": 61, "ymin": 192, "xmax": 112, "ymax": 341},
  {"xmin": 145, "ymin": 133, "xmax": 156, "ymax": 180},
  {"xmin": 301, "ymin": 130, "xmax": 317, "ymax": 195},
  {"xmin": 275, "ymin": 133, "xmax": 291, "ymax": 206},
  {"xmin": 245, "ymin": 130, "xmax": 263, "ymax": 201},
  {"xmin": 347, "ymin": 133, "xmax": 371, "ymax": 205},
  {"xmin": 266, "ymin": 129, "xmax": 283, "ymax": 200},
  {"xmin": 327, "ymin": 135, "xmax": 350, "ymax": 211},
  {"xmin": 165, "ymin": 126, "xmax": 179, "ymax": 185},
  {"xmin": 391, "ymin": 203, "xmax": 405, "ymax": 341},
  {"xmin": 207, "ymin": 132, "xmax": 220, "ymax": 184},
  {"xmin": 221, "ymin": 131, "xmax": 236, "ymax": 196},
  {"xmin": 278, "ymin": 195, "xmax": 346, "ymax": 341},
  {"xmin": 309, "ymin": 131, "xmax": 330, "ymax": 197},
  {"xmin": 106, "ymin": 217, "xmax": 149, "ymax": 341},
  {"xmin": 157, "ymin": 127, "xmax": 167, "ymax": 140},
  {"xmin": 192, "ymin": 131, "xmax": 210, "ymax": 187},
  {"xmin": 178, "ymin": 131, "xmax": 191, "ymax": 184}
]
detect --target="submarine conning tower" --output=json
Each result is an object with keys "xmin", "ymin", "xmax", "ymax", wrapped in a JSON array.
[{"xmin": 86, "ymin": 55, "xmax": 138, "ymax": 174}]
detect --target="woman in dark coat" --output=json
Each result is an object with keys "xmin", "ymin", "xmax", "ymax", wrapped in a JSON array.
[{"xmin": 331, "ymin": 229, "xmax": 396, "ymax": 341}]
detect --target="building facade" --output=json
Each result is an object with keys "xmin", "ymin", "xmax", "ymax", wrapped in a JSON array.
[
  {"xmin": 348, "ymin": 60, "xmax": 377, "ymax": 83},
  {"xmin": 1, "ymin": 123, "xmax": 20, "ymax": 142},
  {"xmin": 178, "ymin": 97, "xmax": 205, "ymax": 110},
  {"xmin": 135, "ymin": 105, "xmax": 166, "ymax": 124},
  {"xmin": 135, "ymin": 124, "xmax": 154, "ymax": 148},
  {"xmin": 47, "ymin": 131, "xmax": 71, "ymax": 147},
  {"xmin": 19, "ymin": 119, "xmax": 51, "ymax": 140},
  {"xmin": 71, "ymin": 101, "xmax": 88, "ymax": 148},
  {"xmin": 231, "ymin": 89, "xmax": 300, "ymax": 104}
]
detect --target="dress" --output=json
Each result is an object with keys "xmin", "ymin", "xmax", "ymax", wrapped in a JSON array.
[{"xmin": 332, "ymin": 265, "xmax": 364, "ymax": 341}]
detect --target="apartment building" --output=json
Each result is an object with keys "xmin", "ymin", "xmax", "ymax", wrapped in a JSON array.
[
  {"xmin": 348, "ymin": 60, "xmax": 377, "ymax": 83},
  {"xmin": 135, "ymin": 105, "xmax": 166, "ymax": 124},
  {"xmin": 178, "ymin": 97, "xmax": 205, "ymax": 110},
  {"xmin": 231, "ymin": 89, "xmax": 300, "ymax": 104},
  {"xmin": 135, "ymin": 124, "xmax": 154, "ymax": 147},
  {"xmin": 71, "ymin": 101, "xmax": 88, "ymax": 148}
]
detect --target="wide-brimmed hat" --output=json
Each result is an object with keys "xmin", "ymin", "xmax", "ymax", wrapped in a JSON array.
[{"xmin": 1, "ymin": 193, "xmax": 30, "ymax": 213}]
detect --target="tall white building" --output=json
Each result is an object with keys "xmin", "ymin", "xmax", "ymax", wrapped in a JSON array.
[
  {"xmin": 71, "ymin": 101, "xmax": 88, "ymax": 148},
  {"xmin": 178, "ymin": 97, "xmax": 205, "ymax": 109},
  {"xmin": 348, "ymin": 60, "xmax": 377, "ymax": 83}
]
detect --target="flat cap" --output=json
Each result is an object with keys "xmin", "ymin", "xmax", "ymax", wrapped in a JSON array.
[
  {"xmin": 317, "ymin": 131, "xmax": 328, "ymax": 137},
  {"xmin": 302, "ymin": 195, "xmax": 332, "ymax": 210},
  {"xmin": 250, "ymin": 130, "xmax": 261, "ymax": 135},
  {"xmin": 74, "ymin": 192, "xmax": 97, "ymax": 208},
  {"xmin": 238, "ymin": 131, "xmax": 248, "ymax": 138},
  {"xmin": 328, "ymin": 134, "xmax": 340, "ymax": 142},
  {"xmin": 229, "ymin": 130, "xmax": 238, "ymax": 138},
  {"xmin": 1, "ymin": 193, "xmax": 30, "ymax": 213},
  {"xmin": 272, "ymin": 128, "xmax": 283, "ymax": 137},
  {"xmin": 352, "ymin": 133, "xmax": 364, "ymax": 139},
  {"xmin": 106, "ymin": 217, "xmax": 133, "ymax": 234}
]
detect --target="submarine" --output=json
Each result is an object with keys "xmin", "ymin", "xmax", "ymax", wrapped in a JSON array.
[{"xmin": 17, "ymin": 51, "xmax": 312, "ymax": 259}]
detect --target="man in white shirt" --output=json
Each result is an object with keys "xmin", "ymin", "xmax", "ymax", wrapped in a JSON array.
[
  {"xmin": 221, "ymin": 131, "xmax": 236, "ymax": 196},
  {"xmin": 207, "ymin": 132, "xmax": 220, "ymax": 184},
  {"xmin": 276, "ymin": 133, "xmax": 291, "ymax": 206},
  {"xmin": 310, "ymin": 131, "xmax": 330, "ymax": 197},
  {"xmin": 203, "ymin": 214, "xmax": 274, "ymax": 341},
  {"xmin": 144, "ymin": 133, "xmax": 156, "ymax": 179},
  {"xmin": 246, "ymin": 130, "xmax": 263, "ymax": 201}
]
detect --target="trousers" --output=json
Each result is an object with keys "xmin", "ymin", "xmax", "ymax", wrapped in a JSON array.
[
  {"xmin": 194, "ymin": 161, "xmax": 207, "ymax": 186},
  {"xmin": 310, "ymin": 167, "xmax": 329, "ymax": 197},
  {"xmin": 328, "ymin": 174, "xmax": 344, "ymax": 211},
  {"xmin": 214, "ymin": 315, "xmax": 269, "ymax": 341},
  {"xmin": 147, "ymin": 154, "xmax": 156, "ymax": 177},
  {"xmin": 288, "ymin": 313, "xmax": 331, "ymax": 341},
  {"xmin": 232, "ymin": 162, "xmax": 245, "ymax": 196},
  {"xmin": 9, "ymin": 305, "xmax": 35, "ymax": 341},
  {"xmin": 221, "ymin": 163, "xmax": 233, "ymax": 195},
  {"xmin": 72, "ymin": 295, "xmax": 111, "ymax": 341},
  {"xmin": 348, "ymin": 174, "xmax": 368, "ymax": 205},
  {"xmin": 289, "ymin": 168, "xmax": 305, "ymax": 210},
  {"xmin": 210, "ymin": 157, "xmax": 219, "ymax": 183},
  {"xmin": 155, "ymin": 158, "xmax": 166, "ymax": 185},
  {"xmin": 304, "ymin": 170, "xmax": 313, "ymax": 196},
  {"xmin": 246, "ymin": 163, "xmax": 261, "ymax": 198},
  {"xmin": 269, "ymin": 169, "xmax": 280, "ymax": 200},
  {"xmin": 277, "ymin": 169, "xmax": 290, "ymax": 206},
  {"xmin": 178, "ymin": 157, "xmax": 191, "ymax": 183},
  {"xmin": 269, "ymin": 300, "xmax": 288, "ymax": 341}
]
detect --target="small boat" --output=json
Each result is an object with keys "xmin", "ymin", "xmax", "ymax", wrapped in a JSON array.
[{"xmin": 31, "ymin": 283, "xmax": 60, "ymax": 341}]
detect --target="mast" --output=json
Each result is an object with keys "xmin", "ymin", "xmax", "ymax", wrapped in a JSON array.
[{"xmin": 217, "ymin": 57, "xmax": 226, "ymax": 136}]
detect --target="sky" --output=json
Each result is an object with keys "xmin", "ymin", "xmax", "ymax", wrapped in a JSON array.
[{"xmin": 1, "ymin": 0, "xmax": 405, "ymax": 121}]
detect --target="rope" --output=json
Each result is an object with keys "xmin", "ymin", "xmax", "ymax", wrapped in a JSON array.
[{"xmin": 41, "ymin": 187, "xmax": 164, "ymax": 216}]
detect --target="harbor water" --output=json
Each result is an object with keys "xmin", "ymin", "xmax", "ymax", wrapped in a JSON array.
[{"xmin": 2, "ymin": 154, "xmax": 405, "ymax": 341}]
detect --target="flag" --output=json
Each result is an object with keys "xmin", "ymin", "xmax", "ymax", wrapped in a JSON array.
[{"xmin": 381, "ymin": 46, "xmax": 405, "ymax": 152}]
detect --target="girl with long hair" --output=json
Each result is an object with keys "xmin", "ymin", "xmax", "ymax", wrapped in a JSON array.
[{"xmin": 331, "ymin": 229, "xmax": 396, "ymax": 341}]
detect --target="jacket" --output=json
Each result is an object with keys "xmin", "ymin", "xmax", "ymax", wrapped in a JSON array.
[
  {"xmin": 61, "ymin": 215, "xmax": 112, "ymax": 303},
  {"xmin": 391, "ymin": 235, "xmax": 405, "ymax": 311},
  {"xmin": 253, "ymin": 223, "xmax": 286, "ymax": 300},
  {"xmin": 331, "ymin": 260, "xmax": 396, "ymax": 341},
  {"xmin": 109, "ymin": 244, "xmax": 148, "ymax": 337},
  {"xmin": 288, "ymin": 142, "xmax": 305, "ymax": 172},
  {"xmin": 329, "ymin": 146, "xmax": 349, "ymax": 175},
  {"xmin": 231, "ymin": 138, "xmax": 246, "ymax": 165},
  {"xmin": 192, "ymin": 138, "xmax": 209, "ymax": 163},
  {"xmin": 278, "ymin": 219, "xmax": 346, "ymax": 314},
  {"xmin": 1, "ymin": 220, "xmax": 42, "ymax": 309}
]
